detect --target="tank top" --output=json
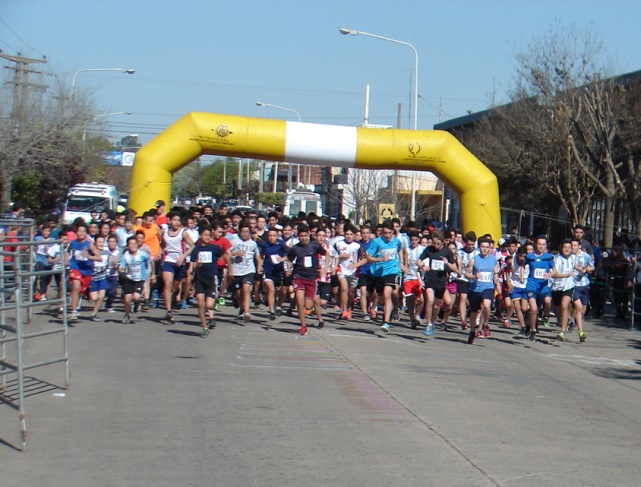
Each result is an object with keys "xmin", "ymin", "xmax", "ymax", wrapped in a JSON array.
[{"xmin": 163, "ymin": 228, "xmax": 185, "ymax": 264}]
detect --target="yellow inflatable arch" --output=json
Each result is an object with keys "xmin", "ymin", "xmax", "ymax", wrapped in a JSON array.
[{"xmin": 129, "ymin": 112, "xmax": 501, "ymax": 239}]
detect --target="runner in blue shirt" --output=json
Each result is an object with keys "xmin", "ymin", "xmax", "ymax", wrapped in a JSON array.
[
  {"xmin": 524, "ymin": 235, "xmax": 555, "ymax": 340},
  {"xmin": 366, "ymin": 221, "xmax": 404, "ymax": 334}
]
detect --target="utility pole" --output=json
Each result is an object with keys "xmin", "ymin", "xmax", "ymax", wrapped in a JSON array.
[{"xmin": 1, "ymin": 52, "xmax": 48, "ymax": 126}]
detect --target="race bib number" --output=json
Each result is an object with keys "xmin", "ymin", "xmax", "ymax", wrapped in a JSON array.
[
  {"xmin": 304, "ymin": 256, "xmax": 313, "ymax": 268},
  {"xmin": 198, "ymin": 252, "xmax": 213, "ymax": 264},
  {"xmin": 431, "ymin": 259, "xmax": 445, "ymax": 271},
  {"xmin": 478, "ymin": 271, "xmax": 492, "ymax": 283},
  {"xmin": 383, "ymin": 249, "xmax": 397, "ymax": 260},
  {"xmin": 271, "ymin": 255, "xmax": 280, "ymax": 264},
  {"xmin": 533, "ymin": 268, "xmax": 547, "ymax": 279},
  {"xmin": 74, "ymin": 249, "xmax": 88, "ymax": 261}
]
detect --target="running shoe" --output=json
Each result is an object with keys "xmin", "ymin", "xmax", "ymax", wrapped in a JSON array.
[
  {"xmin": 363, "ymin": 315, "xmax": 371, "ymax": 322},
  {"xmin": 214, "ymin": 302, "xmax": 219, "ymax": 311},
  {"xmin": 423, "ymin": 323, "xmax": 435, "ymax": 336},
  {"xmin": 201, "ymin": 327, "xmax": 209, "ymax": 338},
  {"xmin": 411, "ymin": 319, "xmax": 419, "ymax": 330},
  {"xmin": 518, "ymin": 327, "xmax": 527, "ymax": 336},
  {"xmin": 269, "ymin": 312, "xmax": 276, "ymax": 321},
  {"xmin": 207, "ymin": 318, "xmax": 216, "ymax": 329},
  {"xmin": 543, "ymin": 318, "xmax": 551, "ymax": 328},
  {"xmin": 275, "ymin": 307, "xmax": 282, "ymax": 317},
  {"xmin": 39, "ymin": 294, "xmax": 48, "ymax": 302},
  {"xmin": 381, "ymin": 323, "xmax": 391, "ymax": 334},
  {"xmin": 460, "ymin": 321, "xmax": 468, "ymax": 331},
  {"xmin": 345, "ymin": 310, "xmax": 352, "ymax": 321},
  {"xmin": 166, "ymin": 311, "xmax": 175, "ymax": 324},
  {"xmin": 106, "ymin": 307, "xmax": 115, "ymax": 313},
  {"xmin": 133, "ymin": 301, "xmax": 141, "ymax": 313},
  {"xmin": 218, "ymin": 297, "xmax": 226, "ymax": 306},
  {"xmin": 243, "ymin": 312, "xmax": 251, "ymax": 322},
  {"xmin": 300, "ymin": 325, "xmax": 308, "ymax": 336},
  {"xmin": 503, "ymin": 319, "xmax": 512, "ymax": 328},
  {"xmin": 529, "ymin": 329, "xmax": 536, "ymax": 341},
  {"xmin": 579, "ymin": 331, "xmax": 587, "ymax": 342},
  {"xmin": 557, "ymin": 331, "xmax": 566, "ymax": 342},
  {"xmin": 467, "ymin": 330, "xmax": 476, "ymax": 345},
  {"xmin": 181, "ymin": 301, "xmax": 188, "ymax": 309},
  {"xmin": 476, "ymin": 330, "xmax": 485, "ymax": 339},
  {"xmin": 567, "ymin": 320, "xmax": 574, "ymax": 333},
  {"xmin": 69, "ymin": 311, "xmax": 78, "ymax": 322},
  {"xmin": 286, "ymin": 308, "xmax": 294, "ymax": 317},
  {"xmin": 369, "ymin": 308, "xmax": 377, "ymax": 319},
  {"xmin": 483, "ymin": 325, "xmax": 491, "ymax": 337},
  {"xmin": 317, "ymin": 321, "xmax": 325, "ymax": 329},
  {"xmin": 141, "ymin": 300, "xmax": 150, "ymax": 312},
  {"xmin": 122, "ymin": 315, "xmax": 131, "ymax": 325},
  {"xmin": 90, "ymin": 315, "xmax": 101, "ymax": 322}
]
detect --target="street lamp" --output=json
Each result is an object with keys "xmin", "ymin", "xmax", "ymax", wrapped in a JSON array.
[
  {"xmin": 69, "ymin": 67, "xmax": 136, "ymax": 101},
  {"xmin": 82, "ymin": 111, "xmax": 133, "ymax": 141},
  {"xmin": 339, "ymin": 27, "xmax": 420, "ymax": 219},
  {"xmin": 256, "ymin": 101, "xmax": 301, "ymax": 191}
]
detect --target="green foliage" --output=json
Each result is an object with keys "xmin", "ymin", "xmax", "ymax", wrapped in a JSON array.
[
  {"xmin": 11, "ymin": 172, "xmax": 41, "ymax": 211},
  {"xmin": 255, "ymin": 192, "xmax": 285, "ymax": 207},
  {"xmin": 201, "ymin": 158, "xmax": 239, "ymax": 199}
]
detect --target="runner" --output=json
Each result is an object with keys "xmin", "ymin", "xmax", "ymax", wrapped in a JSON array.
[
  {"xmin": 67, "ymin": 223, "xmax": 102, "ymax": 322},
  {"xmin": 229, "ymin": 223, "xmax": 262, "ymax": 322},
  {"xmin": 87, "ymin": 235, "xmax": 112, "ymax": 322},
  {"xmin": 335, "ymin": 225, "xmax": 361, "ymax": 320},
  {"xmin": 161, "ymin": 212, "xmax": 195, "ymax": 324},
  {"xmin": 550, "ymin": 239, "xmax": 577, "ymax": 342},
  {"xmin": 366, "ymin": 221, "xmax": 403, "ymax": 334},
  {"xmin": 465, "ymin": 236, "xmax": 499, "ymax": 344},
  {"xmin": 456, "ymin": 232, "xmax": 477, "ymax": 330},
  {"xmin": 524, "ymin": 235, "xmax": 555, "ymax": 341},
  {"xmin": 286, "ymin": 224, "xmax": 328, "ymax": 335},
  {"xmin": 570, "ymin": 237, "xmax": 593, "ymax": 342},
  {"xmin": 259, "ymin": 228, "xmax": 288, "ymax": 320},
  {"xmin": 119, "ymin": 236, "xmax": 152, "ymax": 325},
  {"xmin": 403, "ymin": 231, "xmax": 426, "ymax": 329},
  {"xmin": 190, "ymin": 226, "xmax": 228, "ymax": 338}
]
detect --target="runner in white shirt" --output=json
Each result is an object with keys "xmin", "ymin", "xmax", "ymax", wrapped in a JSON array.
[
  {"xmin": 229, "ymin": 223, "xmax": 263, "ymax": 322},
  {"xmin": 335, "ymin": 225, "xmax": 362, "ymax": 321},
  {"xmin": 403, "ymin": 232, "xmax": 426, "ymax": 329},
  {"xmin": 550, "ymin": 239, "xmax": 576, "ymax": 342}
]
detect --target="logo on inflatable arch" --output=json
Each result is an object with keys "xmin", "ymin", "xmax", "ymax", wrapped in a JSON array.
[
  {"xmin": 408, "ymin": 142, "xmax": 422, "ymax": 156},
  {"xmin": 213, "ymin": 125, "xmax": 233, "ymax": 138}
]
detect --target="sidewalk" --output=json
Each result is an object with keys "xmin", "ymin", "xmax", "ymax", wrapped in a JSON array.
[{"xmin": 1, "ymin": 301, "xmax": 640, "ymax": 487}]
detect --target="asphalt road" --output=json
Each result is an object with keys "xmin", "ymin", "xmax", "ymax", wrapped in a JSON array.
[{"xmin": 1, "ymin": 300, "xmax": 640, "ymax": 487}]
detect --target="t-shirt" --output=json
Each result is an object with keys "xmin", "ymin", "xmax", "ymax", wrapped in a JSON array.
[
  {"xmin": 366, "ymin": 237, "xmax": 402, "ymax": 277},
  {"xmin": 419, "ymin": 245, "xmax": 455, "ymax": 289},
  {"xmin": 335, "ymin": 240, "xmax": 361, "ymax": 277},
  {"xmin": 69, "ymin": 239, "xmax": 94, "ymax": 276},
  {"xmin": 288, "ymin": 241, "xmax": 327, "ymax": 281},
  {"xmin": 260, "ymin": 240, "xmax": 288, "ymax": 276},
  {"xmin": 231, "ymin": 238, "xmax": 259, "ymax": 276},
  {"xmin": 191, "ymin": 244, "xmax": 225, "ymax": 279},
  {"xmin": 525, "ymin": 252, "xmax": 555, "ymax": 291},
  {"xmin": 211, "ymin": 236, "xmax": 232, "ymax": 269},
  {"xmin": 120, "ymin": 251, "xmax": 151, "ymax": 281}
]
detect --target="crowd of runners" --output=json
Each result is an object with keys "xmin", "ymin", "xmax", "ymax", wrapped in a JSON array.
[{"xmin": 27, "ymin": 200, "xmax": 599, "ymax": 344}]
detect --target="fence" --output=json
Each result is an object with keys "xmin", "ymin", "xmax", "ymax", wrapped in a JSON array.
[{"xmin": 0, "ymin": 218, "xmax": 69, "ymax": 451}]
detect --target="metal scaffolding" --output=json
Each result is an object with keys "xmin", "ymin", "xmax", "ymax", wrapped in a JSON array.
[{"xmin": 0, "ymin": 218, "xmax": 69, "ymax": 452}]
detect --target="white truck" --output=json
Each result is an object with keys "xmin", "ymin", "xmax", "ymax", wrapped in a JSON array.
[
  {"xmin": 282, "ymin": 188, "xmax": 323, "ymax": 217},
  {"xmin": 62, "ymin": 183, "xmax": 118, "ymax": 224}
]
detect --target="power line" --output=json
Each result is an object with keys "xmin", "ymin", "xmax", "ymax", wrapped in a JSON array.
[{"xmin": 0, "ymin": 17, "xmax": 47, "ymax": 58}]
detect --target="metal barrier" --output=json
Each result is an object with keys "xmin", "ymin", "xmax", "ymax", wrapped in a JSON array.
[{"xmin": 0, "ymin": 218, "xmax": 69, "ymax": 451}]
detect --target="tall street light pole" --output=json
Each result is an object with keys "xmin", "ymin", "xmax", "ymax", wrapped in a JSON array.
[
  {"xmin": 69, "ymin": 67, "xmax": 136, "ymax": 101},
  {"xmin": 82, "ymin": 111, "xmax": 133, "ymax": 141},
  {"xmin": 339, "ymin": 27, "xmax": 420, "ymax": 220},
  {"xmin": 256, "ymin": 102, "xmax": 301, "ymax": 192}
]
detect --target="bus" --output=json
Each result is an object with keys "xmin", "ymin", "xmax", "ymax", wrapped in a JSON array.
[{"xmin": 283, "ymin": 188, "xmax": 323, "ymax": 217}]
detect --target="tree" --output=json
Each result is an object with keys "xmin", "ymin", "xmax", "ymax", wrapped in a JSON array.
[
  {"xmin": 173, "ymin": 160, "xmax": 209, "ymax": 199},
  {"xmin": 460, "ymin": 23, "xmax": 641, "ymax": 246}
]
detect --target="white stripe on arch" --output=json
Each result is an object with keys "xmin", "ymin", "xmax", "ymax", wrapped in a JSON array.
[{"xmin": 284, "ymin": 122, "xmax": 357, "ymax": 167}]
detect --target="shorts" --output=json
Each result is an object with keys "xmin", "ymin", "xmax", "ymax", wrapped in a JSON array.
[
  {"xmin": 402, "ymin": 279, "xmax": 424, "ymax": 298},
  {"xmin": 526, "ymin": 282, "xmax": 550, "ymax": 303},
  {"xmin": 162, "ymin": 261, "xmax": 188, "ymax": 281},
  {"xmin": 373, "ymin": 274, "xmax": 400, "ymax": 295},
  {"xmin": 122, "ymin": 278, "xmax": 145, "ymax": 296},
  {"xmin": 194, "ymin": 275, "xmax": 217, "ymax": 298},
  {"xmin": 233, "ymin": 273, "xmax": 255, "ymax": 289},
  {"xmin": 338, "ymin": 273, "xmax": 358, "ymax": 289},
  {"xmin": 293, "ymin": 277, "xmax": 317, "ymax": 301},
  {"xmin": 264, "ymin": 273, "xmax": 283, "ymax": 288},
  {"xmin": 330, "ymin": 274, "xmax": 339, "ymax": 288},
  {"xmin": 469, "ymin": 288, "xmax": 494, "ymax": 312},
  {"xmin": 68, "ymin": 269, "xmax": 92, "ymax": 294},
  {"xmin": 426, "ymin": 285, "xmax": 446, "ymax": 300},
  {"xmin": 572, "ymin": 285, "xmax": 590, "ymax": 306},
  {"xmin": 456, "ymin": 279, "xmax": 469, "ymax": 295},
  {"xmin": 552, "ymin": 288, "xmax": 574, "ymax": 307},
  {"xmin": 89, "ymin": 278, "xmax": 109, "ymax": 293},
  {"xmin": 316, "ymin": 282, "xmax": 331, "ymax": 302},
  {"xmin": 511, "ymin": 287, "xmax": 528, "ymax": 301},
  {"xmin": 445, "ymin": 280, "xmax": 458, "ymax": 296},
  {"xmin": 358, "ymin": 273, "xmax": 373, "ymax": 291}
]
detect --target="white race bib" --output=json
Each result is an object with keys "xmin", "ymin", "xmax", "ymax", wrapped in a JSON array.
[
  {"xmin": 431, "ymin": 259, "xmax": 445, "ymax": 271},
  {"xmin": 304, "ymin": 256, "xmax": 313, "ymax": 268},
  {"xmin": 533, "ymin": 268, "xmax": 547, "ymax": 279},
  {"xmin": 198, "ymin": 252, "xmax": 213, "ymax": 264},
  {"xmin": 478, "ymin": 271, "xmax": 492, "ymax": 283}
]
